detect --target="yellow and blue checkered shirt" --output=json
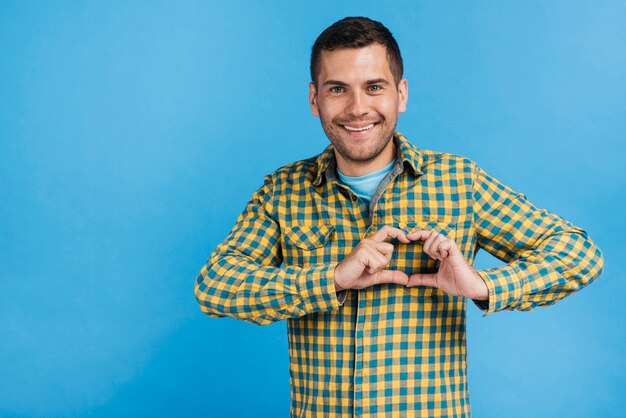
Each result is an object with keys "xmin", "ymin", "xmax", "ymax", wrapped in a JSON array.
[{"xmin": 195, "ymin": 133, "xmax": 603, "ymax": 417}]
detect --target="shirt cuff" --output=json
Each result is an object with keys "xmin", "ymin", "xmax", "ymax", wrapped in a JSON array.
[
  {"xmin": 295, "ymin": 264, "xmax": 341, "ymax": 313},
  {"xmin": 474, "ymin": 266, "xmax": 524, "ymax": 316}
]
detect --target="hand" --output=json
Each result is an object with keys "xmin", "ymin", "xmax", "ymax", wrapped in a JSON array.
[
  {"xmin": 406, "ymin": 230, "xmax": 489, "ymax": 300},
  {"xmin": 334, "ymin": 226, "xmax": 411, "ymax": 291}
]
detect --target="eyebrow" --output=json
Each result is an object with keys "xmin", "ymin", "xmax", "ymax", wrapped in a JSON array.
[
  {"xmin": 365, "ymin": 78, "xmax": 390, "ymax": 85},
  {"xmin": 322, "ymin": 80, "xmax": 349, "ymax": 86},
  {"xmin": 322, "ymin": 78, "xmax": 391, "ymax": 86}
]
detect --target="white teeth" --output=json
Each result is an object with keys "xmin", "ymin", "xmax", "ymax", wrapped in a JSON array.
[{"xmin": 343, "ymin": 123, "xmax": 374, "ymax": 132}]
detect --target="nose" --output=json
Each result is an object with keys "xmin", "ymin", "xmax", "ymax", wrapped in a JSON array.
[{"xmin": 345, "ymin": 90, "xmax": 368, "ymax": 118}]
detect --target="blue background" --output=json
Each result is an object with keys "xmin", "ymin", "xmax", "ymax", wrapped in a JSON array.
[{"xmin": 1, "ymin": 1, "xmax": 624, "ymax": 417}]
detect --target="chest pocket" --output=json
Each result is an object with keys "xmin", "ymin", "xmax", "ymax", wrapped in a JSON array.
[{"xmin": 283, "ymin": 224, "xmax": 335, "ymax": 267}]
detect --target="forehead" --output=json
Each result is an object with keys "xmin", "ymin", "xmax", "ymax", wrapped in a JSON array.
[{"xmin": 317, "ymin": 44, "xmax": 393, "ymax": 83}]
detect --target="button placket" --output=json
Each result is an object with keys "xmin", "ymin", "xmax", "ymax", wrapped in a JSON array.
[{"xmin": 353, "ymin": 288, "xmax": 366, "ymax": 416}]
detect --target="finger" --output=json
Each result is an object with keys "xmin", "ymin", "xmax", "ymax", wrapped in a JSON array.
[
  {"xmin": 406, "ymin": 229, "xmax": 432, "ymax": 242},
  {"xmin": 407, "ymin": 273, "xmax": 438, "ymax": 288},
  {"xmin": 430, "ymin": 234, "xmax": 449, "ymax": 260},
  {"xmin": 370, "ymin": 269, "xmax": 409, "ymax": 286},
  {"xmin": 374, "ymin": 241, "xmax": 395, "ymax": 257},
  {"xmin": 447, "ymin": 239, "xmax": 459, "ymax": 256},
  {"xmin": 423, "ymin": 231, "xmax": 440, "ymax": 258},
  {"xmin": 371, "ymin": 226, "xmax": 410, "ymax": 243},
  {"xmin": 363, "ymin": 246, "xmax": 390, "ymax": 274},
  {"xmin": 438, "ymin": 239, "xmax": 454, "ymax": 259}
]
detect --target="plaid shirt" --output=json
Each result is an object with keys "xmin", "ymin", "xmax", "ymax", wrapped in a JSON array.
[{"xmin": 195, "ymin": 133, "xmax": 603, "ymax": 417}]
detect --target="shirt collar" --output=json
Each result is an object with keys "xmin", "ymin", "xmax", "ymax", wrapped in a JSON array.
[{"xmin": 312, "ymin": 132, "xmax": 426, "ymax": 186}]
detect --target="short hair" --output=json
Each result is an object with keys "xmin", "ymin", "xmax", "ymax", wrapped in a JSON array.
[{"xmin": 310, "ymin": 17, "xmax": 404, "ymax": 86}]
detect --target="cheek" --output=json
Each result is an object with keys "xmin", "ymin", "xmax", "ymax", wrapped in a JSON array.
[
  {"xmin": 381, "ymin": 99, "xmax": 400, "ymax": 118},
  {"xmin": 317, "ymin": 102, "xmax": 341, "ymax": 124}
]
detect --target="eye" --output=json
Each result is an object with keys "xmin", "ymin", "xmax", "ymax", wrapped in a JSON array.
[
  {"xmin": 368, "ymin": 85, "xmax": 382, "ymax": 92},
  {"xmin": 330, "ymin": 86, "xmax": 345, "ymax": 94}
]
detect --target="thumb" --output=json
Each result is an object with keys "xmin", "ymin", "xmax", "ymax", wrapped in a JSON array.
[
  {"xmin": 407, "ymin": 273, "xmax": 438, "ymax": 288},
  {"xmin": 373, "ymin": 269, "xmax": 409, "ymax": 286}
]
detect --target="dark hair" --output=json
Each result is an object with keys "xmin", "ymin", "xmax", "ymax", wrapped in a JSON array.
[{"xmin": 310, "ymin": 17, "xmax": 403, "ymax": 86}]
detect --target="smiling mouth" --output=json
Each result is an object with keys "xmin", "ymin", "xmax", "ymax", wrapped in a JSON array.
[{"xmin": 342, "ymin": 123, "xmax": 375, "ymax": 132}]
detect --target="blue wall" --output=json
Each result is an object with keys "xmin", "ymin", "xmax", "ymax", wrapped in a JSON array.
[{"xmin": 1, "ymin": 1, "xmax": 624, "ymax": 417}]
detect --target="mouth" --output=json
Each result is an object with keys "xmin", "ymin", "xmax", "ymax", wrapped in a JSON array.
[{"xmin": 341, "ymin": 123, "xmax": 376, "ymax": 132}]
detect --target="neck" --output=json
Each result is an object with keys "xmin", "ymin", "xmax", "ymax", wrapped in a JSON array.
[{"xmin": 336, "ymin": 138, "xmax": 396, "ymax": 177}]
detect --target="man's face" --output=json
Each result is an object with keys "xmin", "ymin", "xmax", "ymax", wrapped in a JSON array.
[{"xmin": 309, "ymin": 43, "xmax": 408, "ymax": 174}]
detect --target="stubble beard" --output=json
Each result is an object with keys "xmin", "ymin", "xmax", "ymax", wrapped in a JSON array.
[{"xmin": 322, "ymin": 114, "xmax": 397, "ymax": 165}]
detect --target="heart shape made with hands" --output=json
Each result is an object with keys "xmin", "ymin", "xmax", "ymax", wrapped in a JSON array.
[{"xmin": 333, "ymin": 226, "xmax": 489, "ymax": 300}]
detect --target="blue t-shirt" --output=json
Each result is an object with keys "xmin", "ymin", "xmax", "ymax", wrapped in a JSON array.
[{"xmin": 337, "ymin": 160, "xmax": 395, "ymax": 204}]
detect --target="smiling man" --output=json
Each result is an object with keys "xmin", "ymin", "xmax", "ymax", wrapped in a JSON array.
[
  {"xmin": 310, "ymin": 43, "xmax": 407, "ymax": 176},
  {"xmin": 195, "ymin": 17, "xmax": 603, "ymax": 417}
]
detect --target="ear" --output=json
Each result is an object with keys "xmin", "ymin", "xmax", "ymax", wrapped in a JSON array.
[
  {"xmin": 309, "ymin": 82, "xmax": 319, "ymax": 116},
  {"xmin": 397, "ymin": 78, "xmax": 408, "ymax": 113}
]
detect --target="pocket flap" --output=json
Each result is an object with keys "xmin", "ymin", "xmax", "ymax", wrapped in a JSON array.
[
  {"xmin": 397, "ymin": 220, "xmax": 457, "ymax": 240},
  {"xmin": 284, "ymin": 224, "xmax": 335, "ymax": 250}
]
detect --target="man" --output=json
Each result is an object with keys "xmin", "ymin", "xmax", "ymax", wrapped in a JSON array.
[{"xmin": 195, "ymin": 17, "xmax": 603, "ymax": 417}]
